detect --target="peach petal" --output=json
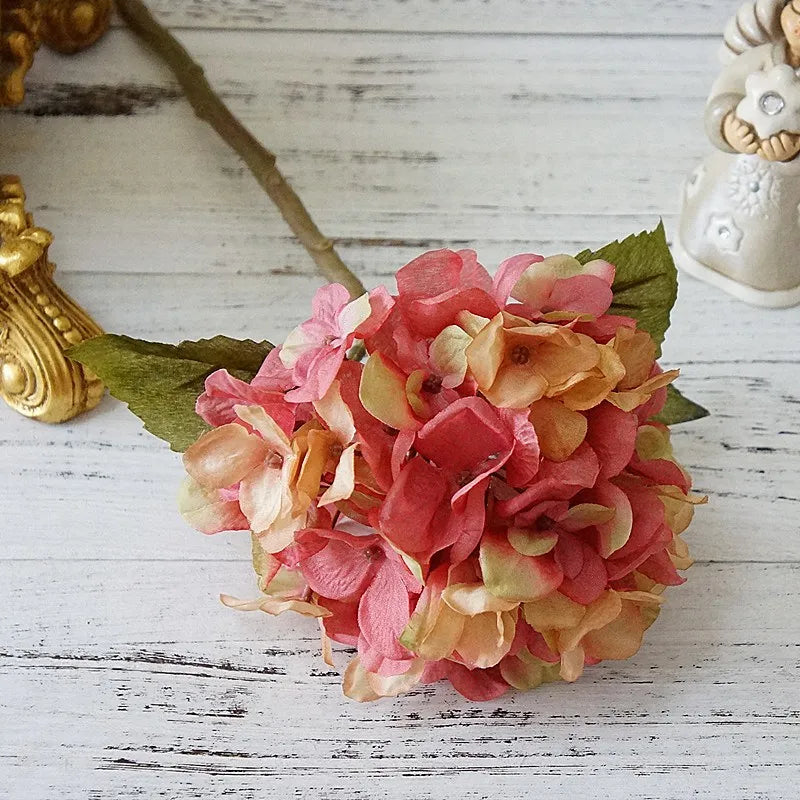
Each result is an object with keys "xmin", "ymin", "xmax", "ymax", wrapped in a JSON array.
[
  {"xmin": 528, "ymin": 398, "xmax": 588, "ymax": 462},
  {"xmin": 234, "ymin": 404, "xmax": 292, "ymax": 455},
  {"xmin": 457, "ymin": 610, "xmax": 517, "ymax": 669},
  {"xmin": 523, "ymin": 592, "xmax": 586, "ymax": 631},
  {"xmin": 183, "ymin": 424, "xmax": 269, "ymax": 490},
  {"xmin": 558, "ymin": 644, "xmax": 586, "ymax": 682},
  {"xmin": 465, "ymin": 313, "xmax": 505, "ymax": 390}
]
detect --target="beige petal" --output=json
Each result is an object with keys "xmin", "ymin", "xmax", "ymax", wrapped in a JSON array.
[
  {"xmin": 559, "ymin": 644, "xmax": 586, "ymax": 682},
  {"xmin": 177, "ymin": 477, "xmax": 246, "ymax": 535},
  {"xmin": 343, "ymin": 657, "xmax": 381, "ymax": 702},
  {"xmin": 367, "ymin": 659, "xmax": 426, "ymax": 698},
  {"xmin": 429, "ymin": 325, "xmax": 472, "ymax": 388},
  {"xmin": 220, "ymin": 593, "xmax": 330, "ymax": 618}
]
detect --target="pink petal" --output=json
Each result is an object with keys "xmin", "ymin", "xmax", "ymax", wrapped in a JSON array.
[
  {"xmin": 311, "ymin": 283, "xmax": 352, "ymax": 325},
  {"xmin": 496, "ymin": 442, "xmax": 600, "ymax": 518},
  {"xmin": 252, "ymin": 347, "xmax": 295, "ymax": 392},
  {"xmin": 299, "ymin": 532, "xmax": 382, "ymax": 600},
  {"xmin": 196, "ymin": 369, "xmax": 296, "ymax": 435},
  {"xmin": 286, "ymin": 345, "xmax": 347, "ymax": 403},
  {"xmin": 638, "ymin": 550, "xmax": 686, "ymax": 586},
  {"xmin": 319, "ymin": 597, "xmax": 360, "ymax": 645},
  {"xmin": 498, "ymin": 408, "xmax": 541, "ymax": 488},
  {"xmin": 493, "ymin": 254, "xmax": 544, "ymax": 305},
  {"xmin": 444, "ymin": 663, "xmax": 510, "ymax": 701},
  {"xmin": 356, "ymin": 286, "xmax": 395, "ymax": 338},
  {"xmin": 448, "ymin": 479, "xmax": 489, "ymax": 564},
  {"xmin": 545, "ymin": 274, "xmax": 614, "ymax": 316},
  {"xmin": 396, "ymin": 249, "xmax": 463, "ymax": 299},
  {"xmin": 554, "ymin": 530, "xmax": 584, "ymax": 579},
  {"xmin": 456, "ymin": 249, "xmax": 494, "ymax": 292},
  {"xmin": 358, "ymin": 565, "xmax": 414, "ymax": 660},
  {"xmin": 559, "ymin": 542, "xmax": 608, "ymax": 604}
]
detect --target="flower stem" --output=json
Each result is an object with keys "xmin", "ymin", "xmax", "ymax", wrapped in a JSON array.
[{"xmin": 116, "ymin": 0, "xmax": 366, "ymax": 301}]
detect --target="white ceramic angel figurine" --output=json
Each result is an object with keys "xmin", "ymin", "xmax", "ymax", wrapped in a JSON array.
[{"xmin": 675, "ymin": 0, "xmax": 800, "ymax": 307}]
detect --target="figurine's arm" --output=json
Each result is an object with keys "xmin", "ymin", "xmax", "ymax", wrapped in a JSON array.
[{"xmin": 704, "ymin": 45, "xmax": 771, "ymax": 153}]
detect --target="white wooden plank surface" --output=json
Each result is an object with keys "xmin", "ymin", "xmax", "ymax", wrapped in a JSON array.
[
  {"xmin": 108, "ymin": 1, "xmax": 733, "ymax": 36},
  {"xmin": 1, "ymin": 2, "xmax": 799, "ymax": 798},
  {"xmin": 6, "ymin": 30, "xmax": 718, "ymax": 278}
]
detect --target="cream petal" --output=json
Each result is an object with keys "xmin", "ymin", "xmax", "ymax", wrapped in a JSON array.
[
  {"xmin": 319, "ymin": 443, "xmax": 357, "ymax": 506},
  {"xmin": 337, "ymin": 292, "xmax": 373, "ymax": 334},
  {"xmin": 220, "ymin": 593, "xmax": 330, "ymax": 618},
  {"xmin": 442, "ymin": 583, "xmax": 519, "ymax": 616},
  {"xmin": 239, "ymin": 462, "xmax": 285, "ymax": 533},
  {"xmin": 234, "ymin": 405, "xmax": 292, "ymax": 455},
  {"xmin": 313, "ymin": 380, "xmax": 356, "ymax": 443}
]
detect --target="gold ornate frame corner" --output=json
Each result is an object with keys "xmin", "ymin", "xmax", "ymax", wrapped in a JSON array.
[{"xmin": 0, "ymin": 175, "xmax": 104, "ymax": 422}]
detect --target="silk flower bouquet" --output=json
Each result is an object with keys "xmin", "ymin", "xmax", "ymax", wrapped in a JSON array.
[{"xmin": 71, "ymin": 226, "xmax": 708, "ymax": 702}]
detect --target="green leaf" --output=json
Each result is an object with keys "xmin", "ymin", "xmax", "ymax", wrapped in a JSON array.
[
  {"xmin": 653, "ymin": 385, "xmax": 709, "ymax": 426},
  {"xmin": 68, "ymin": 334, "xmax": 274, "ymax": 452},
  {"xmin": 576, "ymin": 221, "xmax": 677, "ymax": 356}
]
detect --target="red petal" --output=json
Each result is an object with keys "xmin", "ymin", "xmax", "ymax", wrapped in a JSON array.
[
  {"xmin": 407, "ymin": 287, "xmax": 500, "ymax": 338},
  {"xmin": 586, "ymin": 403, "xmax": 638, "ymax": 479},
  {"xmin": 379, "ymin": 457, "xmax": 448, "ymax": 556},
  {"xmin": 444, "ymin": 663, "xmax": 510, "ymax": 701},
  {"xmin": 416, "ymin": 397, "xmax": 514, "ymax": 491}
]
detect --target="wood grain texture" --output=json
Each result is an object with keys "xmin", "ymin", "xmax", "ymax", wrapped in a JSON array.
[
  {"xmin": 1, "ymin": 2, "xmax": 799, "ymax": 797},
  {"xmin": 106, "ymin": 0, "xmax": 733, "ymax": 36},
  {"xmin": 5, "ymin": 30, "xmax": 718, "ymax": 278}
]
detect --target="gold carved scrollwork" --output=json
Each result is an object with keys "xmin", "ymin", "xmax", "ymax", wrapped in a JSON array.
[
  {"xmin": 0, "ymin": 175, "xmax": 104, "ymax": 422},
  {"xmin": 0, "ymin": 0, "xmax": 110, "ymax": 105}
]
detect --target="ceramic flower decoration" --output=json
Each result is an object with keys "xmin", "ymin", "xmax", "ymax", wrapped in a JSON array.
[
  {"xmin": 736, "ymin": 64, "xmax": 800, "ymax": 139},
  {"xmin": 71, "ymin": 224, "xmax": 708, "ymax": 702}
]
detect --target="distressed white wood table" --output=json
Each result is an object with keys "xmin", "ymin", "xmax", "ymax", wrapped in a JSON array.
[{"xmin": 2, "ymin": 2, "xmax": 799, "ymax": 797}]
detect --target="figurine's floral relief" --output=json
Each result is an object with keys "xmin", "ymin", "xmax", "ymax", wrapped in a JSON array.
[
  {"xmin": 675, "ymin": 0, "xmax": 800, "ymax": 307},
  {"xmin": 177, "ymin": 250, "xmax": 704, "ymax": 702}
]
